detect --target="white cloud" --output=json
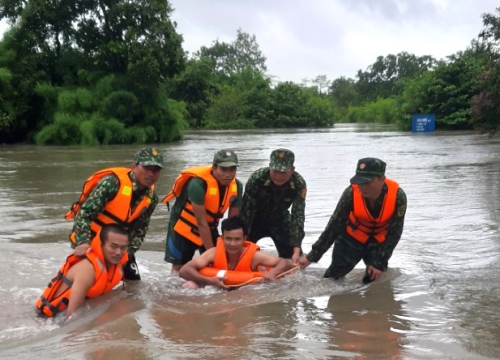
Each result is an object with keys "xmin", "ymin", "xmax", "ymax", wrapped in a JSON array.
[
  {"xmin": 170, "ymin": 0, "xmax": 499, "ymax": 82},
  {"xmin": 1, "ymin": 0, "xmax": 497, "ymax": 83}
]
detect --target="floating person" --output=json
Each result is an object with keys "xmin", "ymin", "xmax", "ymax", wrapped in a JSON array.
[
  {"xmin": 179, "ymin": 216, "xmax": 296, "ymax": 289},
  {"xmin": 36, "ymin": 225, "xmax": 129, "ymax": 318}
]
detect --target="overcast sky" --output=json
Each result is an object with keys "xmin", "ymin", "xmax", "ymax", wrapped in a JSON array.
[
  {"xmin": 1, "ymin": 1, "xmax": 498, "ymax": 83},
  {"xmin": 169, "ymin": 0, "xmax": 499, "ymax": 83}
]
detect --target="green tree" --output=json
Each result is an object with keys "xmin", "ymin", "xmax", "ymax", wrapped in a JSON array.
[
  {"xmin": 329, "ymin": 76, "xmax": 359, "ymax": 108},
  {"xmin": 196, "ymin": 28, "xmax": 267, "ymax": 78},
  {"xmin": 204, "ymin": 69, "xmax": 272, "ymax": 129},
  {"xmin": 311, "ymin": 75, "xmax": 331, "ymax": 95},
  {"xmin": 399, "ymin": 47, "xmax": 489, "ymax": 130},
  {"xmin": 268, "ymin": 82, "xmax": 313, "ymax": 127},
  {"xmin": 356, "ymin": 52, "xmax": 436, "ymax": 101},
  {"xmin": 0, "ymin": 0, "xmax": 186, "ymax": 144},
  {"xmin": 171, "ymin": 57, "xmax": 216, "ymax": 128},
  {"xmin": 471, "ymin": 8, "xmax": 500, "ymax": 134}
]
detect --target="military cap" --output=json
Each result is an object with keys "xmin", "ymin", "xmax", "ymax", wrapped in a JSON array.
[
  {"xmin": 350, "ymin": 157, "xmax": 386, "ymax": 184},
  {"xmin": 213, "ymin": 149, "xmax": 239, "ymax": 167},
  {"xmin": 269, "ymin": 148, "xmax": 295, "ymax": 172},
  {"xmin": 134, "ymin": 147, "xmax": 164, "ymax": 168}
]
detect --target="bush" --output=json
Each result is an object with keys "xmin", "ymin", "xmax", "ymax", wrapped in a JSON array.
[{"xmin": 35, "ymin": 113, "xmax": 84, "ymax": 145}]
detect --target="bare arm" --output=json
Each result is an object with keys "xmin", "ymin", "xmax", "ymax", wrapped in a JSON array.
[
  {"xmin": 179, "ymin": 249, "xmax": 229, "ymax": 289},
  {"xmin": 191, "ymin": 203, "xmax": 216, "ymax": 250},
  {"xmin": 65, "ymin": 260, "xmax": 95, "ymax": 317}
]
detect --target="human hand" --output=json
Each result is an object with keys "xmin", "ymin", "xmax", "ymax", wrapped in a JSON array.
[
  {"xmin": 262, "ymin": 272, "xmax": 277, "ymax": 282},
  {"xmin": 365, "ymin": 265, "xmax": 383, "ymax": 282},
  {"xmin": 74, "ymin": 243, "xmax": 90, "ymax": 257},
  {"xmin": 291, "ymin": 247, "xmax": 301, "ymax": 266},
  {"xmin": 210, "ymin": 276, "xmax": 230, "ymax": 289},
  {"xmin": 298, "ymin": 256, "xmax": 311, "ymax": 269}
]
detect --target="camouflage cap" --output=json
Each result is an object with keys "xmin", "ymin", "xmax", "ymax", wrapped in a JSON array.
[
  {"xmin": 213, "ymin": 149, "xmax": 239, "ymax": 167},
  {"xmin": 350, "ymin": 157, "xmax": 386, "ymax": 184},
  {"xmin": 134, "ymin": 147, "xmax": 164, "ymax": 168},
  {"xmin": 269, "ymin": 148, "xmax": 295, "ymax": 172}
]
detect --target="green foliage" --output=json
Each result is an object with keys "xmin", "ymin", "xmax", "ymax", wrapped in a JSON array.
[
  {"xmin": 269, "ymin": 82, "xmax": 308, "ymax": 127},
  {"xmin": 58, "ymin": 88, "xmax": 95, "ymax": 113},
  {"xmin": 170, "ymin": 58, "xmax": 216, "ymax": 128},
  {"xmin": 471, "ymin": 9, "xmax": 500, "ymax": 134},
  {"xmin": 100, "ymin": 90, "xmax": 139, "ymax": 126},
  {"xmin": 0, "ymin": 0, "xmax": 186, "ymax": 144},
  {"xmin": 196, "ymin": 29, "xmax": 267, "ymax": 78},
  {"xmin": 4, "ymin": 1, "xmax": 500, "ymax": 142},
  {"xmin": 204, "ymin": 84, "xmax": 248, "ymax": 128},
  {"xmin": 204, "ymin": 118, "xmax": 256, "ymax": 130},
  {"xmin": 0, "ymin": 66, "xmax": 13, "ymax": 132},
  {"xmin": 35, "ymin": 113, "xmax": 84, "ymax": 145},
  {"xmin": 203, "ymin": 69, "xmax": 274, "ymax": 129},
  {"xmin": 125, "ymin": 125, "xmax": 158, "ymax": 144},
  {"xmin": 302, "ymin": 96, "xmax": 337, "ymax": 126},
  {"xmin": 91, "ymin": 117, "xmax": 130, "ymax": 145},
  {"xmin": 329, "ymin": 76, "xmax": 359, "ymax": 107},
  {"xmin": 0, "ymin": 28, "xmax": 50, "ymax": 142},
  {"xmin": 356, "ymin": 52, "xmax": 437, "ymax": 101},
  {"xmin": 343, "ymin": 98, "xmax": 398, "ymax": 124},
  {"xmin": 399, "ymin": 48, "xmax": 487, "ymax": 130},
  {"xmin": 143, "ymin": 96, "xmax": 187, "ymax": 142}
]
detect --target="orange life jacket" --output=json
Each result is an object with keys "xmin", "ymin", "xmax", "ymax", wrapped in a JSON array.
[
  {"xmin": 346, "ymin": 179, "xmax": 399, "ymax": 244},
  {"xmin": 162, "ymin": 166, "xmax": 238, "ymax": 246},
  {"xmin": 35, "ymin": 237, "xmax": 128, "ymax": 317},
  {"xmin": 66, "ymin": 167, "xmax": 154, "ymax": 244},
  {"xmin": 198, "ymin": 237, "xmax": 265, "ymax": 286},
  {"xmin": 213, "ymin": 237, "xmax": 260, "ymax": 272}
]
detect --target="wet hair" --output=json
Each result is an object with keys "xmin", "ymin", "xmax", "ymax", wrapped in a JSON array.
[
  {"xmin": 100, "ymin": 224, "xmax": 129, "ymax": 245},
  {"xmin": 221, "ymin": 216, "xmax": 247, "ymax": 235}
]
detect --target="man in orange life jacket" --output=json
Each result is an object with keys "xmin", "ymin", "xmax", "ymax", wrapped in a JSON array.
[
  {"xmin": 164, "ymin": 149, "xmax": 244, "ymax": 273},
  {"xmin": 299, "ymin": 158, "xmax": 407, "ymax": 283},
  {"xmin": 36, "ymin": 224, "xmax": 129, "ymax": 318},
  {"xmin": 69, "ymin": 148, "xmax": 163, "ymax": 280},
  {"xmin": 179, "ymin": 216, "xmax": 293, "ymax": 289}
]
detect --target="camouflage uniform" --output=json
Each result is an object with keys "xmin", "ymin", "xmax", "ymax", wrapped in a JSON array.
[
  {"xmin": 240, "ymin": 149, "xmax": 306, "ymax": 258},
  {"xmin": 70, "ymin": 147, "xmax": 163, "ymax": 280},
  {"xmin": 71, "ymin": 171, "xmax": 158, "ymax": 255},
  {"xmin": 306, "ymin": 158, "xmax": 407, "ymax": 281}
]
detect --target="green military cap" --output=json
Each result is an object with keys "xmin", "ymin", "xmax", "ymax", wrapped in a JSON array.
[
  {"xmin": 350, "ymin": 157, "xmax": 386, "ymax": 184},
  {"xmin": 134, "ymin": 147, "xmax": 164, "ymax": 168},
  {"xmin": 269, "ymin": 148, "xmax": 295, "ymax": 172},
  {"xmin": 213, "ymin": 149, "xmax": 239, "ymax": 167}
]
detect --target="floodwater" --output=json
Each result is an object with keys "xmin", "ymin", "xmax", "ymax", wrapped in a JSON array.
[{"xmin": 1, "ymin": 125, "xmax": 499, "ymax": 360}]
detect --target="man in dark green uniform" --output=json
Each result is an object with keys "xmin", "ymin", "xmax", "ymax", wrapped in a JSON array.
[
  {"xmin": 240, "ymin": 149, "xmax": 307, "ymax": 265},
  {"xmin": 70, "ymin": 148, "xmax": 163, "ymax": 280},
  {"xmin": 299, "ymin": 158, "xmax": 407, "ymax": 283},
  {"xmin": 164, "ymin": 149, "xmax": 244, "ymax": 273}
]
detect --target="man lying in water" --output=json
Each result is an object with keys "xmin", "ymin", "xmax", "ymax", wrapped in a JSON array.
[
  {"xmin": 179, "ymin": 216, "xmax": 295, "ymax": 289},
  {"xmin": 36, "ymin": 224, "xmax": 129, "ymax": 318}
]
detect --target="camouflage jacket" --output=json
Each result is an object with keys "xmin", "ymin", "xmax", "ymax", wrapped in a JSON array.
[
  {"xmin": 240, "ymin": 167, "xmax": 307, "ymax": 248},
  {"xmin": 306, "ymin": 181, "xmax": 407, "ymax": 271},
  {"xmin": 72, "ymin": 171, "xmax": 158, "ymax": 254}
]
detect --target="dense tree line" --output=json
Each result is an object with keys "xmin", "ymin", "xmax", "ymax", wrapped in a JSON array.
[{"xmin": 1, "ymin": 1, "xmax": 500, "ymax": 145}]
